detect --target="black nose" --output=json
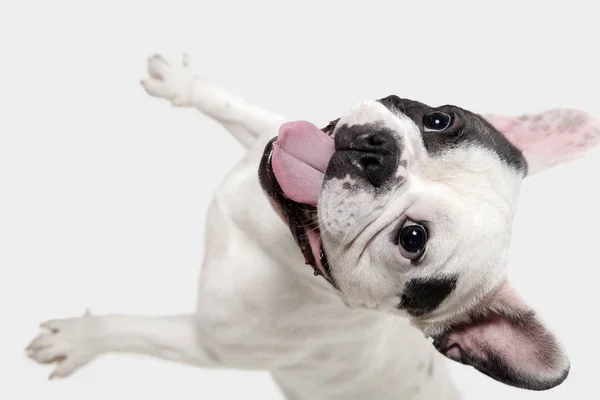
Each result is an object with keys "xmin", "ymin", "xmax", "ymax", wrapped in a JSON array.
[{"xmin": 335, "ymin": 125, "xmax": 400, "ymax": 187}]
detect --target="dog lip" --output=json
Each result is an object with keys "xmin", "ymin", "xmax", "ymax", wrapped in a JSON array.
[{"xmin": 258, "ymin": 137, "xmax": 333, "ymax": 285}]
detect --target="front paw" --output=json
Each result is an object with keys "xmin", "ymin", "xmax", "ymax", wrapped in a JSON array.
[
  {"xmin": 26, "ymin": 310, "xmax": 100, "ymax": 379},
  {"xmin": 141, "ymin": 53, "xmax": 198, "ymax": 107}
]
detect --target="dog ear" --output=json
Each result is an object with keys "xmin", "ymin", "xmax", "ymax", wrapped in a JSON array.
[
  {"xmin": 431, "ymin": 281, "xmax": 570, "ymax": 391},
  {"xmin": 483, "ymin": 108, "xmax": 600, "ymax": 175}
]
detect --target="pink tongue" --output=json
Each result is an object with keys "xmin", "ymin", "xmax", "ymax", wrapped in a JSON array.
[{"xmin": 272, "ymin": 121, "xmax": 335, "ymax": 206}]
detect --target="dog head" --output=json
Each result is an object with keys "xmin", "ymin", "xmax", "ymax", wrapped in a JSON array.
[{"xmin": 258, "ymin": 95, "xmax": 600, "ymax": 391}]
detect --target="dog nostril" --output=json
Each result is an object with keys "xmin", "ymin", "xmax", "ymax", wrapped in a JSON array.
[
  {"xmin": 367, "ymin": 135, "xmax": 384, "ymax": 146},
  {"xmin": 356, "ymin": 133, "xmax": 386, "ymax": 149},
  {"xmin": 360, "ymin": 155, "xmax": 388, "ymax": 187},
  {"xmin": 359, "ymin": 155, "xmax": 380, "ymax": 169}
]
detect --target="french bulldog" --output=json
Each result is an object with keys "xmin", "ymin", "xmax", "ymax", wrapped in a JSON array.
[{"xmin": 25, "ymin": 53, "xmax": 600, "ymax": 399}]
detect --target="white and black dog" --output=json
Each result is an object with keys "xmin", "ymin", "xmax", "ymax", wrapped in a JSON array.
[{"xmin": 26, "ymin": 53, "xmax": 600, "ymax": 399}]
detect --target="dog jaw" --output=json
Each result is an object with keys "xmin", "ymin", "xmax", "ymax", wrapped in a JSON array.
[{"xmin": 258, "ymin": 130, "xmax": 335, "ymax": 283}]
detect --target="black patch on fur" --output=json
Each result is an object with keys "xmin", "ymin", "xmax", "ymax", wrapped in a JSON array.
[
  {"xmin": 323, "ymin": 119, "xmax": 340, "ymax": 136},
  {"xmin": 377, "ymin": 95, "xmax": 528, "ymax": 175},
  {"xmin": 398, "ymin": 276, "xmax": 458, "ymax": 317}
]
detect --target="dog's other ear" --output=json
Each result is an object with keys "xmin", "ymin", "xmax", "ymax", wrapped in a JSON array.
[
  {"xmin": 484, "ymin": 108, "xmax": 600, "ymax": 175},
  {"xmin": 431, "ymin": 281, "xmax": 569, "ymax": 391}
]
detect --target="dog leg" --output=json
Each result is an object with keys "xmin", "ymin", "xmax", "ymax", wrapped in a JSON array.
[
  {"xmin": 141, "ymin": 53, "xmax": 285, "ymax": 148},
  {"xmin": 25, "ymin": 311, "xmax": 216, "ymax": 379}
]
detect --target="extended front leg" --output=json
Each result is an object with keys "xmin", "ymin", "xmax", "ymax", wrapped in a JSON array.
[
  {"xmin": 26, "ymin": 312, "xmax": 217, "ymax": 379},
  {"xmin": 141, "ymin": 54, "xmax": 285, "ymax": 148}
]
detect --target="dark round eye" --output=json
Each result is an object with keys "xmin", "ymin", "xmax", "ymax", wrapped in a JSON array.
[
  {"xmin": 423, "ymin": 111, "xmax": 452, "ymax": 132},
  {"xmin": 398, "ymin": 224, "xmax": 428, "ymax": 259}
]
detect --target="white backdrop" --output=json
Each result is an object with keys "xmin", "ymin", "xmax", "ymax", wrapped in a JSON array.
[{"xmin": 2, "ymin": 1, "xmax": 599, "ymax": 399}]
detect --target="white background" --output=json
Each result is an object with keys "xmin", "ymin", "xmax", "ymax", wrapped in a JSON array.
[{"xmin": 1, "ymin": 1, "xmax": 599, "ymax": 399}]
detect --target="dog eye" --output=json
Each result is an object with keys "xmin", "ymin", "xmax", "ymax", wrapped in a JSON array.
[
  {"xmin": 423, "ymin": 111, "xmax": 452, "ymax": 132},
  {"xmin": 398, "ymin": 224, "xmax": 428, "ymax": 260}
]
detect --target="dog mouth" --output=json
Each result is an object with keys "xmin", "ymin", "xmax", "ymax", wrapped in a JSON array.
[{"xmin": 258, "ymin": 120, "xmax": 338, "ymax": 283}]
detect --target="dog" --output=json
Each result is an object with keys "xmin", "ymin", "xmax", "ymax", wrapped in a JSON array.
[{"xmin": 25, "ymin": 53, "xmax": 600, "ymax": 399}]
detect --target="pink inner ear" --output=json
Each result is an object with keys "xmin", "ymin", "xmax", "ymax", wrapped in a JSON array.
[
  {"xmin": 437, "ymin": 282, "xmax": 570, "ymax": 390},
  {"xmin": 484, "ymin": 108, "xmax": 600, "ymax": 174},
  {"xmin": 445, "ymin": 283, "xmax": 540, "ymax": 367},
  {"xmin": 445, "ymin": 315, "xmax": 552, "ymax": 372}
]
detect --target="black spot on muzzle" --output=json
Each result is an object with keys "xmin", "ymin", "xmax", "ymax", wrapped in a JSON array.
[
  {"xmin": 325, "ymin": 122, "xmax": 401, "ymax": 187},
  {"xmin": 398, "ymin": 276, "xmax": 458, "ymax": 317}
]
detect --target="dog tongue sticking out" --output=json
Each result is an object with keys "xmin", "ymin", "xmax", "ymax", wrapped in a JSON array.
[
  {"xmin": 270, "ymin": 121, "xmax": 336, "ymax": 281},
  {"xmin": 272, "ymin": 121, "xmax": 335, "ymax": 207}
]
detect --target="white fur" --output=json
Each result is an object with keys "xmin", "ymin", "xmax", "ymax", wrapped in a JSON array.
[
  {"xmin": 25, "ymin": 53, "xmax": 463, "ymax": 399},
  {"xmin": 25, "ymin": 53, "xmax": 561, "ymax": 399}
]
